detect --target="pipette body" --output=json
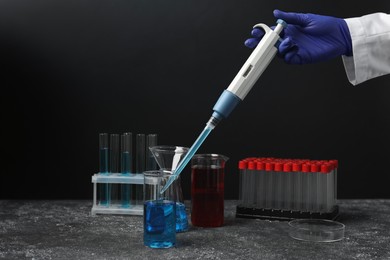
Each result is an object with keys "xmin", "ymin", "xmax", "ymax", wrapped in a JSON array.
[{"xmin": 160, "ymin": 19, "xmax": 287, "ymax": 194}]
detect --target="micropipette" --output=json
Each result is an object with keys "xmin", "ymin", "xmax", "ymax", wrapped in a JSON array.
[{"xmin": 160, "ymin": 19, "xmax": 287, "ymax": 194}]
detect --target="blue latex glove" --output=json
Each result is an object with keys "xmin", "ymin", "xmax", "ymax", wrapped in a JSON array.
[{"xmin": 245, "ymin": 10, "xmax": 353, "ymax": 64}]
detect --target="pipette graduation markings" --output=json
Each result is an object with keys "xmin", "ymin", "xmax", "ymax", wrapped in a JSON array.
[{"xmin": 160, "ymin": 19, "xmax": 288, "ymax": 194}]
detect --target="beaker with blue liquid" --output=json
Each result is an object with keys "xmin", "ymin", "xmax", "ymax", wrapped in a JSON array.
[
  {"xmin": 149, "ymin": 146, "xmax": 190, "ymax": 233},
  {"xmin": 144, "ymin": 170, "xmax": 176, "ymax": 248}
]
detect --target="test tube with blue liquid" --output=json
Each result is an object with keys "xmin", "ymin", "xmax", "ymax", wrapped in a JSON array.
[
  {"xmin": 136, "ymin": 134, "xmax": 146, "ymax": 205},
  {"xmin": 121, "ymin": 132, "xmax": 132, "ymax": 208},
  {"xmin": 110, "ymin": 134, "xmax": 120, "ymax": 204},
  {"xmin": 99, "ymin": 133, "xmax": 110, "ymax": 206}
]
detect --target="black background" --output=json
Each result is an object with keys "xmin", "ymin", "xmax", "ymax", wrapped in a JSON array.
[{"xmin": 1, "ymin": 0, "xmax": 390, "ymax": 200}]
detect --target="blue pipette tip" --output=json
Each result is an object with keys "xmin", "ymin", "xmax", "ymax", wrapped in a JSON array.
[
  {"xmin": 159, "ymin": 124, "xmax": 214, "ymax": 194},
  {"xmin": 160, "ymin": 175, "xmax": 175, "ymax": 194}
]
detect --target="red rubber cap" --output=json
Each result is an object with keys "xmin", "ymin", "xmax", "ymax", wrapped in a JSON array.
[
  {"xmin": 321, "ymin": 164, "xmax": 330, "ymax": 174},
  {"xmin": 302, "ymin": 164, "xmax": 310, "ymax": 173},
  {"xmin": 283, "ymin": 163, "xmax": 292, "ymax": 172},
  {"xmin": 238, "ymin": 160, "xmax": 247, "ymax": 170},
  {"xmin": 274, "ymin": 162, "xmax": 283, "ymax": 172},
  {"xmin": 310, "ymin": 164, "xmax": 319, "ymax": 172},
  {"xmin": 292, "ymin": 163, "xmax": 302, "ymax": 172},
  {"xmin": 248, "ymin": 161, "xmax": 256, "ymax": 170},
  {"xmin": 257, "ymin": 161, "xmax": 265, "ymax": 170},
  {"xmin": 265, "ymin": 162, "xmax": 274, "ymax": 171}
]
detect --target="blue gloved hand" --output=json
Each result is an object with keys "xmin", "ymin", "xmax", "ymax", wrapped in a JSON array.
[{"xmin": 245, "ymin": 10, "xmax": 353, "ymax": 64}]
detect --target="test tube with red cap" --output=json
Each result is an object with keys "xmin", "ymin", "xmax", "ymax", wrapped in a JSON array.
[
  {"xmin": 301, "ymin": 164, "xmax": 311, "ymax": 212},
  {"xmin": 319, "ymin": 163, "xmax": 330, "ymax": 212},
  {"xmin": 283, "ymin": 162, "xmax": 293, "ymax": 210},
  {"xmin": 274, "ymin": 162, "xmax": 283, "ymax": 209},
  {"xmin": 309, "ymin": 163, "xmax": 319, "ymax": 212},
  {"xmin": 292, "ymin": 162, "xmax": 302, "ymax": 211},
  {"xmin": 241, "ymin": 159, "xmax": 249, "ymax": 207},
  {"xmin": 238, "ymin": 160, "xmax": 247, "ymax": 207},
  {"xmin": 248, "ymin": 161, "xmax": 257, "ymax": 207},
  {"xmin": 265, "ymin": 162, "xmax": 275, "ymax": 209},
  {"xmin": 256, "ymin": 161, "xmax": 266, "ymax": 209},
  {"xmin": 329, "ymin": 160, "xmax": 338, "ymax": 205},
  {"xmin": 327, "ymin": 161, "xmax": 336, "ymax": 211}
]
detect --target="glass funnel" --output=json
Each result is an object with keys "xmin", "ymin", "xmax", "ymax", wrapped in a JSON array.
[{"xmin": 149, "ymin": 145, "xmax": 190, "ymax": 233}]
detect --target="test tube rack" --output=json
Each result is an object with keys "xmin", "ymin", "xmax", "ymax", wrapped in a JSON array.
[
  {"xmin": 91, "ymin": 132, "xmax": 158, "ymax": 216},
  {"xmin": 91, "ymin": 173, "xmax": 144, "ymax": 215},
  {"xmin": 236, "ymin": 157, "xmax": 339, "ymax": 221}
]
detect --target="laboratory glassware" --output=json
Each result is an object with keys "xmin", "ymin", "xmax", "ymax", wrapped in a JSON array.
[
  {"xmin": 149, "ymin": 145, "xmax": 190, "ymax": 232},
  {"xmin": 144, "ymin": 170, "xmax": 176, "ymax": 248},
  {"xmin": 191, "ymin": 154, "xmax": 228, "ymax": 227},
  {"xmin": 99, "ymin": 133, "xmax": 110, "ymax": 206}
]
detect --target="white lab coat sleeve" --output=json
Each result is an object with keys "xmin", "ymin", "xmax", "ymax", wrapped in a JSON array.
[{"xmin": 342, "ymin": 13, "xmax": 390, "ymax": 86}]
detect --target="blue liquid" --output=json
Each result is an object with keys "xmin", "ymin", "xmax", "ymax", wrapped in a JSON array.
[
  {"xmin": 121, "ymin": 183, "xmax": 131, "ymax": 208},
  {"xmin": 121, "ymin": 152, "xmax": 131, "ymax": 207},
  {"xmin": 144, "ymin": 200, "xmax": 176, "ymax": 248},
  {"xmin": 160, "ymin": 126, "xmax": 213, "ymax": 194},
  {"xmin": 176, "ymin": 202, "xmax": 188, "ymax": 232},
  {"xmin": 98, "ymin": 183, "xmax": 110, "ymax": 206},
  {"xmin": 121, "ymin": 152, "xmax": 131, "ymax": 174}
]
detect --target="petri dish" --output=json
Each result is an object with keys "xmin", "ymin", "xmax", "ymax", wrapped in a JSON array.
[{"xmin": 288, "ymin": 219, "xmax": 345, "ymax": 242}]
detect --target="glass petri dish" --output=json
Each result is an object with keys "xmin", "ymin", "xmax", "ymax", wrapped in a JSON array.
[{"xmin": 288, "ymin": 219, "xmax": 345, "ymax": 242}]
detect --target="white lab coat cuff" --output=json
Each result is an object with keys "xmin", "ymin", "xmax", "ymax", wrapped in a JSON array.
[
  {"xmin": 342, "ymin": 17, "xmax": 368, "ymax": 86},
  {"xmin": 342, "ymin": 13, "xmax": 390, "ymax": 86}
]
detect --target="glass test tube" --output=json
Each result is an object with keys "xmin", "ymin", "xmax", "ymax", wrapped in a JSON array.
[
  {"xmin": 327, "ymin": 162, "xmax": 335, "ymax": 211},
  {"xmin": 136, "ymin": 134, "xmax": 146, "ymax": 205},
  {"xmin": 248, "ymin": 161, "xmax": 256, "ymax": 207},
  {"xmin": 256, "ymin": 162, "xmax": 266, "ymax": 209},
  {"xmin": 274, "ymin": 162, "xmax": 283, "ymax": 210},
  {"xmin": 109, "ymin": 134, "xmax": 120, "ymax": 204},
  {"xmin": 310, "ymin": 164, "xmax": 319, "ymax": 212},
  {"xmin": 330, "ymin": 160, "xmax": 338, "ymax": 207},
  {"xmin": 265, "ymin": 162, "xmax": 274, "ymax": 209},
  {"xmin": 283, "ymin": 163, "xmax": 293, "ymax": 210},
  {"xmin": 320, "ymin": 164, "xmax": 329, "ymax": 212},
  {"xmin": 121, "ymin": 132, "xmax": 132, "ymax": 208},
  {"xmin": 292, "ymin": 163, "xmax": 302, "ymax": 211},
  {"xmin": 238, "ymin": 161, "xmax": 247, "ymax": 207},
  {"xmin": 241, "ymin": 160, "xmax": 249, "ymax": 207},
  {"xmin": 146, "ymin": 134, "xmax": 158, "ymax": 171},
  {"xmin": 99, "ymin": 133, "xmax": 109, "ymax": 174},
  {"xmin": 136, "ymin": 134, "xmax": 146, "ymax": 173},
  {"xmin": 245, "ymin": 160, "xmax": 252, "ymax": 207},
  {"xmin": 99, "ymin": 133, "xmax": 110, "ymax": 206},
  {"xmin": 110, "ymin": 134, "xmax": 120, "ymax": 173},
  {"xmin": 301, "ymin": 164, "xmax": 310, "ymax": 212}
]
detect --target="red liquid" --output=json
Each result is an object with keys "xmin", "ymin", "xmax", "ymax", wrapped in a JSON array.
[{"xmin": 191, "ymin": 166, "xmax": 224, "ymax": 227}]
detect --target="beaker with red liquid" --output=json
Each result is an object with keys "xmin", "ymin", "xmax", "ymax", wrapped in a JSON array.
[{"xmin": 191, "ymin": 154, "xmax": 228, "ymax": 227}]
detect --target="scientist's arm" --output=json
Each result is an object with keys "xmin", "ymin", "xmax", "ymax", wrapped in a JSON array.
[{"xmin": 343, "ymin": 13, "xmax": 390, "ymax": 85}]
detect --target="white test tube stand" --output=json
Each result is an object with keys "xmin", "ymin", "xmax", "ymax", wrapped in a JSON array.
[{"xmin": 91, "ymin": 173, "xmax": 144, "ymax": 216}]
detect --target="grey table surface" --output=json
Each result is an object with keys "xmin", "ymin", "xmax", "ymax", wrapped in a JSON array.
[{"xmin": 0, "ymin": 200, "xmax": 389, "ymax": 260}]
